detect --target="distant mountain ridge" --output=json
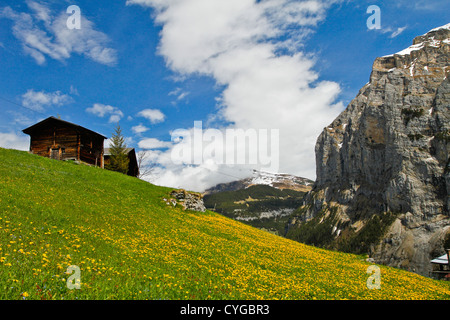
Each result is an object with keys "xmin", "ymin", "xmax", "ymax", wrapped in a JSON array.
[
  {"xmin": 205, "ymin": 170, "xmax": 314, "ymax": 194},
  {"xmin": 203, "ymin": 170, "xmax": 313, "ymax": 235}
]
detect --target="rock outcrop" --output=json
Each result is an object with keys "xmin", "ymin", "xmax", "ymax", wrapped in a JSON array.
[
  {"xmin": 165, "ymin": 189, "xmax": 206, "ymax": 212},
  {"xmin": 287, "ymin": 24, "xmax": 450, "ymax": 276}
]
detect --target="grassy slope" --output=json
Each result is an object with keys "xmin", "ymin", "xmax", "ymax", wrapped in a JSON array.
[{"xmin": 0, "ymin": 148, "xmax": 449, "ymax": 300}]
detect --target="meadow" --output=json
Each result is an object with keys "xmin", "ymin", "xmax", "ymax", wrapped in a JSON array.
[{"xmin": 0, "ymin": 147, "xmax": 449, "ymax": 300}]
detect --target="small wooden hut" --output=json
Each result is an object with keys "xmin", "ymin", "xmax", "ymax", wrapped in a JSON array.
[{"xmin": 22, "ymin": 116, "xmax": 107, "ymax": 167}]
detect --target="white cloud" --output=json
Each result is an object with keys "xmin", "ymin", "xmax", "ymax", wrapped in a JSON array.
[
  {"xmin": 149, "ymin": 162, "xmax": 245, "ymax": 191},
  {"xmin": 7, "ymin": 111, "xmax": 33, "ymax": 126},
  {"xmin": 108, "ymin": 114, "xmax": 122, "ymax": 123},
  {"xmin": 69, "ymin": 85, "xmax": 79, "ymax": 96},
  {"xmin": 141, "ymin": 124, "xmax": 283, "ymax": 191},
  {"xmin": 0, "ymin": 1, "xmax": 117, "ymax": 66},
  {"xmin": 169, "ymin": 87, "xmax": 190, "ymax": 102},
  {"xmin": 132, "ymin": 124, "xmax": 150, "ymax": 134},
  {"xmin": 26, "ymin": 0, "xmax": 51, "ymax": 23},
  {"xmin": 378, "ymin": 25, "xmax": 408, "ymax": 38},
  {"xmin": 22, "ymin": 89, "xmax": 72, "ymax": 111},
  {"xmin": 86, "ymin": 103, "xmax": 124, "ymax": 123},
  {"xmin": 128, "ymin": 0, "xmax": 344, "ymax": 191},
  {"xmin": 0, "ymin": 132, "xmax": 30, "ymax": 151},
  {"xmin": 389, "ymin": 26, "xmax": 407, "ymax": 38},
  {"xmin": 138, "ymin": 138, "xmax": 172, "ymax": 149},
  {"xmin": 137, "ymin": 109, "xmax": 166, "ymax": 124},
  {"xmin": 138, "ymin": 136, "xmax": 252, "ymax": 191},
  {"xmin": 412, "ymin": 0, "xmax": 450, "ymax": 11},
  {"xmin": 144, "ymin": 147, "xmax": 254, "ymax": 191}
]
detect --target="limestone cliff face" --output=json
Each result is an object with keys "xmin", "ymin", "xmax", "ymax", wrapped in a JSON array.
[{"xmin": 288, "ymin": 24, "xmax": 450, "ymax": 276}]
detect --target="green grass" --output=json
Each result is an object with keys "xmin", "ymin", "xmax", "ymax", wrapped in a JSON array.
[{"xmin": 0, "ymin": 148, "xmax": 449, "ymax": 300}]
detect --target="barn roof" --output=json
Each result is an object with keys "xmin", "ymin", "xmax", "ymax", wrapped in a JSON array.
[{"xmin": 22, "ymin": 116, "xmax": 107, "ymax": 139}]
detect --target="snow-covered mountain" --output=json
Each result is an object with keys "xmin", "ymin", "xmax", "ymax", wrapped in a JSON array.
[
  {"xmin": 203, "ymin": 171, "xmax": 313, "ymax": 236},
  {"xmin": 383, "ymin": 23, "xmax": 450, "ymax": 58},
  {"xmin": 205, "ymin": 170, "xmax": 313, "ymax": 194},
  {"xmin": 248, "ymin": 170, "xmax": 313, "ymax": 191}
]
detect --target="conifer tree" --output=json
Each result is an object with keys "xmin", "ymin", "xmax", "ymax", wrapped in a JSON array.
[{"xmin": 105, "ymin": 124, "xmax": 129, "ymax": 175}]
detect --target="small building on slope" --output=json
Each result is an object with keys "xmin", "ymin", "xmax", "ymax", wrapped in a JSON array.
[
  {"xmin": 22, "ymin": 116, "xmax": 107, "ymax": 168},
  {"xmin": 104, "ymin": 147, "xmax": 139, "ymax": 177}
]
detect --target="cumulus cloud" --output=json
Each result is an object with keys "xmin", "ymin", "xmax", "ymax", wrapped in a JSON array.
[
  {"xmin": 137, "ymin": 109, "xmax": 166, "ymax": 124},
  {"xmin": 149, "ymin": 160, "xmax": 249, "ymax": 191},
  {"xmin": 0, "ymin": 1, "xmax": 117, "ymax": 65},
  {"xmin": 0, "ymin": 132, "xmax": 30, "ymax": 151},
  {"xmin": 138, "ymin": 138, "xmax": 172, "ymax": 149},
  {"xmin": 127, "ymin": 0, "xmax": 344, "ymax": 191},
  {"xmin": 132, "ymin": 124, "xmax": 150, "ymax": 134},
  {"xmin": 142, "ymin": 124, "xmax": 279, "ymax": 190},
  {"xmin": 86, "ymin": 103, "xmax": 124, "ymax": 123},
  {"xmin": 138, "ymin": 130, "xmax": 253, "ymax": 191},
  {"xmin": 22, "ymin": 89, "xmax": 73, "ymax": 111}
]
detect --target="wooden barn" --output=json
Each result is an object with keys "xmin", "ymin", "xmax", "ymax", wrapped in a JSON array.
[
  {"xmin": 104, "ymin": 148, "xmax": 139, "ymax": 177},
  {"xmin": 22, "ymin": 116, "xmax": 107, "ymax": 168}
]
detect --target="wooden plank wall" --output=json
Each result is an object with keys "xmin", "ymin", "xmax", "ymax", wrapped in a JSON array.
[
  {"xmin": 29, "ymin": 123, "xmax": 104, "ymax": 167},
  {"xmin": 30, "ymin": 126, "xmax": 79, "ymax": 160},
  {"xmin": 79, "ymin": 133, "xmax": 104, "ymax": 167}
]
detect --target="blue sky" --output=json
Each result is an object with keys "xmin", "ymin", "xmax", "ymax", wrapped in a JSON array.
[{"xmin": 0, "ymin": 0, "xmax": 448, "ymax": 191}]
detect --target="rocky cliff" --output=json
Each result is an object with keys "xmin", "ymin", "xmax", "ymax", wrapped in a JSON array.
[{"xmin": 287, "ymin": 24, "xmax": 450, "ymax": 276}]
